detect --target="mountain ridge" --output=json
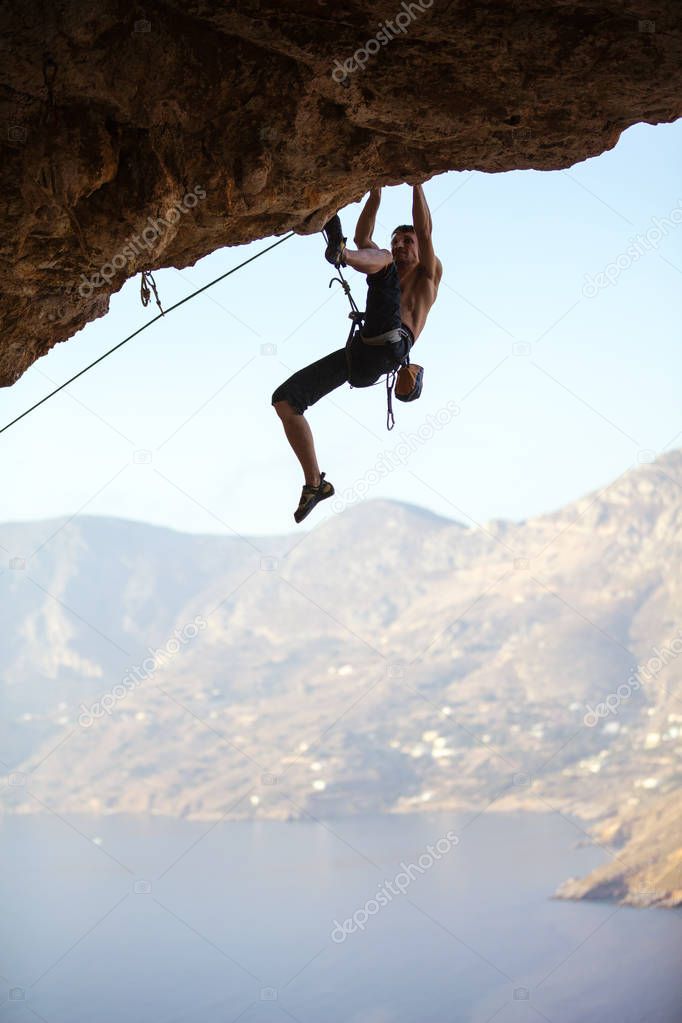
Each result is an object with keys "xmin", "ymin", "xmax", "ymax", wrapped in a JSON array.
[
  {"xmin": 6, "ymin": 445, "xmax": 682, "ymax": 546},
  {"xmin": 2, "ymin": 451, "xmax": 681, "ymax": 907}
]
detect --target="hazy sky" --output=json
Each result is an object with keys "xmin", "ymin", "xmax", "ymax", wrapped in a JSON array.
[{"xmin": 2, "ymin": 120, "xmax": 680, "ymax": 538}]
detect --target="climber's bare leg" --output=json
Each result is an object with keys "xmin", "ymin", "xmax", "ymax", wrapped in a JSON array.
[
  {"xmin": 343, "ymin": 246, "xmax": 393, "ymax": 276},
  {"xmin": 273, "ymin": 400, "xmax": 321, "ymax": 486},
  {"xmin": 341, "ymin": 188, "xmax": 393, "ymax": 274}
]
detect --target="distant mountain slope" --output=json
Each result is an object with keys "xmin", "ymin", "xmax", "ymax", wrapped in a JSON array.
[{"xmin": 2, "ymin": 456, "xmax": 681, "ymax": 907}]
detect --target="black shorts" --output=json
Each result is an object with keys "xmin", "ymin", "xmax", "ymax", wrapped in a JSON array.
[{"xmin": 272, "ymin": 262, "xmax": 413, "ymax": 414}]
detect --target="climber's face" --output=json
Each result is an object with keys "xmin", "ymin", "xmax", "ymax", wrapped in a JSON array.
[{"xmin": 391, "ymin": 229, "xmax": 419, "ymax": 268}]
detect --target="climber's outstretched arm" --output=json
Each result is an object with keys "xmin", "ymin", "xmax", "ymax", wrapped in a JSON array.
[
  {"xmin": 354, "ymin": 188, "xmax": 382, "ymax": 250},
  {"xmin": 412, "ymin": 184, "xmax": 441, "ymax": 281}
]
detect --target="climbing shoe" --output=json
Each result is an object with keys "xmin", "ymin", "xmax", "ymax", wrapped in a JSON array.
[
  {"xmin": 294, "ymin": 472, "xmax": 335, "ymax": 524},
  {"xmin": 322, "ymin": 214, "xmax": 347, "ymax": 268}
]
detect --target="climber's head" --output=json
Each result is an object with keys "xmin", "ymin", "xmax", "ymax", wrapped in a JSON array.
[{"xmin": 391, "ymin": 225, "xmax": 418, "ymax": 268}]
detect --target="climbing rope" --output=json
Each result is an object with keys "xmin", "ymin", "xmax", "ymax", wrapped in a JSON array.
[
  {"xmin": 328, "ymin": 264, "xmax": 363, "ymax": 320},
  {"xmin": 0, "ymin": 232, "xmax": 295, "ymax": 436}
]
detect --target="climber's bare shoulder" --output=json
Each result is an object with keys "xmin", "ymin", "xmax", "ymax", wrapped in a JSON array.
[{"xmin": 398, "ymin": 257, "xmax": 443, "ymax": 342}]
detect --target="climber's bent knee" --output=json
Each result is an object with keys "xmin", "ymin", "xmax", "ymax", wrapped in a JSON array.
[
  {"xmin": 272, "ymin": 348, "xmax": 349, "ymax": 416},
  {"xmin": 273, "ymin": 398, "xmax": 302, "ymax": 419}
]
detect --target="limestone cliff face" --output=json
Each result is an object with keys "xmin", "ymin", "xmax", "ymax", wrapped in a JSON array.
[{"xmin": 1, "ymin": 0, "xmax": 681, "ymax": 384}]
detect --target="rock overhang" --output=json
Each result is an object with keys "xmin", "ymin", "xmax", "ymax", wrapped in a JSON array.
[{"xmin": 1, "ymin": 0, "xmax": 680, "ymax": 384}]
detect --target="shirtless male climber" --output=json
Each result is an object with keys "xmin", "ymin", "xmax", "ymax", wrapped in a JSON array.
[{"xmin": 272, "ymin": 183, "xmax": 443, "ymax": 523}]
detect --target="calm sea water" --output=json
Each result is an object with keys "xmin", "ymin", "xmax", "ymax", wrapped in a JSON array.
[{"xmin": 1, "ymin": 810, "xmax": 680, "ymax": 1023}]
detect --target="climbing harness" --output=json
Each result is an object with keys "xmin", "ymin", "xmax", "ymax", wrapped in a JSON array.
[
  {"xmin": 328, "ymin": 265, "xmax": 422, "ymax": 431},
  {"xmin": 0, "ymin": 232, "xmax": 295, "ymax": 436}
]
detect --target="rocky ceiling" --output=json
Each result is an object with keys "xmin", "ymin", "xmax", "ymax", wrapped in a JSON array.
[{"xmin": 1, "ymin": 0, "xmax": 680, "ymax": 386}]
